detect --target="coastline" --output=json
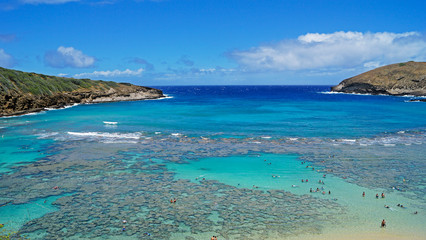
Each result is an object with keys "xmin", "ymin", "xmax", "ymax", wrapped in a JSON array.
[
  {"xmin": 285, "ymin": 229, "xmax": 426, "ymax": 240},
  {"xmin": 0, "ymin": 91, "xmax": 165, "ymax": 118}
]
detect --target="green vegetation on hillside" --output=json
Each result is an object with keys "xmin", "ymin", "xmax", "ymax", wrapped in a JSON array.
[{"xmin": 0, "ymin": 67, "xmax": 120, "ymax": 96}]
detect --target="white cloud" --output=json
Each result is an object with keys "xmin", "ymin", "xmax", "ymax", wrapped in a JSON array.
[
  {"xmin": 45, "ymin": 46, "xmax": 95, "ymax": 68},
  {"xmin": 74, "ymin": 68, "xmax": 144, "ymax": 78},
  {"xmin": 0, "ymin": 48, "xmax": 15, "ymax": 68},
  {"xmin": 20, "ymin": 0, "xmax": 79, "ymax": 4},
  {"xmin": 230, "ymin": 31, "xmax": 426, "ymax": 71}
]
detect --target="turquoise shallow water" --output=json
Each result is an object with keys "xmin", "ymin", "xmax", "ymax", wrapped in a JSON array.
[
  {"xmin": 170, "ymin": 153, "xmax": 426, "ymax": 237},
  {"xmin": 0, "ymin": 86, "xmax": 425, "ymax": 239}
]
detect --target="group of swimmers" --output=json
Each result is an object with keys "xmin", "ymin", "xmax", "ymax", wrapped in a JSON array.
[
  {"xmin": 170, "ymin": 198, "xmax": 177, "ymax": 203},
  {"xmin": 375, "ymin": 193, "xmax": 385, "ymax": 198},
  {"xmin": 211, "ymin": 236, "xmax": 218, "ymax": 240},
  {"xmin": 309, "ymin": 188, "xmax": 330, "ymax": 195}
]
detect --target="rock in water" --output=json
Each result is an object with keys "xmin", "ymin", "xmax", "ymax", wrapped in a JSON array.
[
  {"xmin": 331, "ymin": 61, "xmax": 426, "ymax": 96},
  {"xmin": 0, "ymin": 67, "xmax": 164, "ymax": 117}
]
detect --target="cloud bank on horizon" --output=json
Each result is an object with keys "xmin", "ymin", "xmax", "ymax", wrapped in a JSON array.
[
  {"xmin": 230, "ymin": 31, "xmax": 426, "ymax": 71},
  {"xmin": 74, "ymin": 68, "xmax": 144, "ymax": 78}
]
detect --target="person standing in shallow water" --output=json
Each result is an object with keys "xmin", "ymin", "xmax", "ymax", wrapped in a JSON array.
[{"xmin": 381, "ymin": 219, "xmax": 386, "ymax": 228}]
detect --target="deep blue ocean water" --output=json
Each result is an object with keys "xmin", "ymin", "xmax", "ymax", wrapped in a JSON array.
[
  {"xmin": 5, "ymin": 85, "xmax": 425, "ymax": 138},
  {"xmin": 0, "ymin": 86, "xmax": 425, "ymax": 239}
]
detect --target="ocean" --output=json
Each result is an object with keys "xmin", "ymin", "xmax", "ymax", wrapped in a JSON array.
[{"xmin": 0, "ymin": 85, "xmax": 425, "ymax": 239}]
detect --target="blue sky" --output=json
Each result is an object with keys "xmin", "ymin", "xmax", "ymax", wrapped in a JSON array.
[{"xmin": 1, "ymin": 0, "xmax": 425, "ymax": 86}]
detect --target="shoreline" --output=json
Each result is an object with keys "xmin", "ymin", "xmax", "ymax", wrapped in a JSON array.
[
  {"xmin": 284, "ymin": 229, "xmax": 426, "ymax": 240},
  {"xmin": 0, "ymin": 94, "xmax": 166, "ymax": 118},
  {"xmin": 326, "ymin": 90, "xmax": 426, "ymax": 98}
]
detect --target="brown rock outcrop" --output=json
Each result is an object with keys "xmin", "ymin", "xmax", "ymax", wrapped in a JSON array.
[{"xmin": 331, "ymin": 62, "xmax": 426, "ymax": 96}]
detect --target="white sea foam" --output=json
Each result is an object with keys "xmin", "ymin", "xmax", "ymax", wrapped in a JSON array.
[
  {"xmin": 319, "ymin": 91, "xmax": 381, "ymax": 96},
  {"xmin": 147, "ymin": 94, "xmax": 173, "ymax": 100},
  {"xmin": 101, "ymin": 140, "xmax": 138, "ymax": 144},
  {"xmin": 261, "ymin": 136, "xmax": 271, "ymax": 139},
  {"xmin": 1, "ymin": 103, "xmax": 79, "ymax": 119},
  {"xmin": 171, "ymin": 133, "xmax": 182, "ymax": 137},
  {"xmin": 1, "ymin": 111, "xmax": 46, "ymax": 118},
  {"xmin": 37, "ymin": 132, "xmax": 59, "ymax": 139},
  {"xmin": 383, "ymin": 144, "xmax": 396, "ymax": 147},
  {"xmin": 103, "ymin": 121, "xmax": 118, "ymax": 125},
  {"xmin": 45, "ymin": 103, "xmax": 79, "ymax": 111},
  {"xmin": 67, "ymin": 131, "xmax": 142, "ymax": 139},
  {"xmin": 331, "ymin": 130, "xmax": 426, "ymax": 147},
  {"xmin": 321, "ymin": 91, "xmax": 426, "ymax": 99}
]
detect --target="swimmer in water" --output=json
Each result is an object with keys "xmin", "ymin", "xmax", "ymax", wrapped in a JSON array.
[
  {"xmin": 384, "ymin": 205, "xmax": 390, "ymax": 208},
  {"xmin": 381, "ymin": 193, "xmax": 385, "ymax": 198},
  {"xmin": 376, "ymin": 194, "xmax": 379, "ymax": 199},
  {"xmin": 362, "ymin": 192, "xmax": 365, "ymax": 197},
  {"xmin": 381, "ymin": 219, "xmax": 386, "ymax": 228}
]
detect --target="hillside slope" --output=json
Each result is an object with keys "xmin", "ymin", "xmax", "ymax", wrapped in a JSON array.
[
  {"xmin": 331, "ymin": 62, "xmax": 426, "ymax": 96},
  {"xmin": 0, "ymin": 67, "xmax": 164, "ymax": 116}
]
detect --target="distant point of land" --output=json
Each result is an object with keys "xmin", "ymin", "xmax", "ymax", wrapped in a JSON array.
[
  {"xmin": 331, "ymin": 61, "xmax": 426, "ymax": 97},
  {"xmin": 0, "ymin": 67, "xmax": 164, "ymax": 117}
]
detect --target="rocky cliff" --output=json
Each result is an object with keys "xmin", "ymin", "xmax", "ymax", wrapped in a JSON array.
[
  {"xmin": 331, "ymin": 62, "xmax": 426, "ymax": 96},
  {"xmin": 0, "ymin": 67, "xmax": 164, "ymax": 117}
]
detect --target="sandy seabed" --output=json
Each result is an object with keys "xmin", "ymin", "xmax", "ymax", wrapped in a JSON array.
[{"xmin": 285, "ymin": 229, "xmax": 426, "ymax": 240}]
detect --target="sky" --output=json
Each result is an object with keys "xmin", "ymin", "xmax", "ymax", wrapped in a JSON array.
[{"xmin": 0, "ymin": 0, "xmax": 425, "ymax": 86}]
